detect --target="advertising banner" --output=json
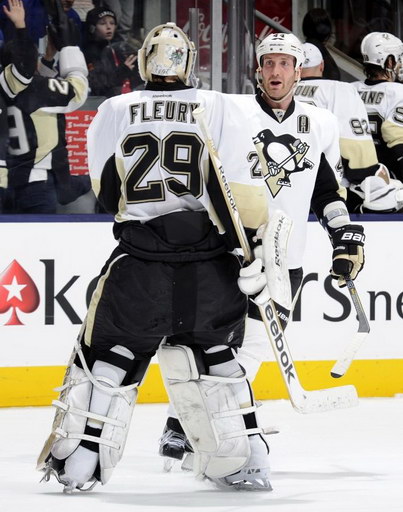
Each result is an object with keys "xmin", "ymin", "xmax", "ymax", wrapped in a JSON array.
[{"xmin": 0, "ymin": 219, "xmax": 401, "ymax": 367}]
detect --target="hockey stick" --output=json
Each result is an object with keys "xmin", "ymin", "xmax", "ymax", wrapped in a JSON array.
[
  {"xmin": 193, "ymin": 106, "xmax": 358, "ymax": 414},
  {"xmin": 330, "ymin": 275, "xmax": 370, "ymax": 378}
]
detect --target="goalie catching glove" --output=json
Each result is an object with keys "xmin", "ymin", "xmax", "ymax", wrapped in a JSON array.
[{"xmin": 330, "ymin": 224, "xmax": 365, "ymax": 287}]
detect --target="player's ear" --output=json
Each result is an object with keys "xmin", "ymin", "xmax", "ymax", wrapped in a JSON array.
[
  {"xmin": 255, "ymin": 67, "xmax": 263, "ymax": 87},
  {"xmin": 295, "ymin": 65, "xmax": 301, "ymax": 82}
]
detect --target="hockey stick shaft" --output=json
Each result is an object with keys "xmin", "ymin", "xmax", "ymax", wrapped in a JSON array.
[
  {"xmin": 193, "ymin": 106, "xmax": 358, "ymax": 413},
  {"xmin": 331, "ymin": 275, "xmax": 370, "ymax": 378}
]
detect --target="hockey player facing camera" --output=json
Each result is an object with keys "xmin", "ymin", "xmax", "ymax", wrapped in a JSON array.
[
  {"xmin": 37, "ymin": 22, "xmax": 272, "ymax": 492},
  {"xmin": 222, "ymin": 32, "xmax": 366, "ymax": 378},
  {"xmin": 160, "ymin": 32, "xmax": 367, "ymax": 470}
]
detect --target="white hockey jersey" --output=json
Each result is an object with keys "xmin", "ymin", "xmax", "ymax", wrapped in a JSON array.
[
  {"xmin": 352, "ymin": 79, "xmax": 403, "ymax": 180},
  {"xmin": 218, "ymin": 93, "xmax": 344, "ymax": 268},
  {"xmin": 295, "ymin": 77, "xmax": 378, "ymax": 184},
  {"xmin": 87, "ymin": 85, "xmax": 345, "ymax": 269},
  {"xmin": 87, "ymin": 83, "xmax": 227, "ymax": 224}
]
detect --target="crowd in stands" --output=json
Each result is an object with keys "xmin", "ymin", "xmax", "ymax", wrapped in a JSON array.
[{"xmin": 0, "ymin": 1, "xmax": 402, "ymax": 214}]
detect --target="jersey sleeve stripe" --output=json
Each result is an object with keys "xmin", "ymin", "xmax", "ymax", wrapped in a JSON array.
[{"xmin": 0, "ymin": 64, "xmax": 33, "ymax": 99}]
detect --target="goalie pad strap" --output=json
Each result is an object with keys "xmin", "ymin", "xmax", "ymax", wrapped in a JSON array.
[
  {"xmin": 203, "ymin": 347, "xmax": 234, "ymax": 367},
  {"xmin": 81, "ymin": 425, "xmax": 102, "ymax": 453},
  {"xmin": 95, "ymin": 351, "xmax": 135, "ymax": 373},
  {"xmin": 75, "ymin": 343, "xmax": 139, "ymax": 394},
  {"xmin": 220, "ymin": 427, "xmax": 263, "ymax": 440},
  {"xmin": 52, "ymin": 400, "xmax": 126, "ymax": 427},
  {"xmin": 201, "ymin": 374, "xmax": 247, "ymax": 385},
  {"xmin": 212, "ymin": 404, "xmax": 257, "ymax": 418},
  {"xmin": 54, "ymin": 427, "xmax": 119, "ymax": 449}
]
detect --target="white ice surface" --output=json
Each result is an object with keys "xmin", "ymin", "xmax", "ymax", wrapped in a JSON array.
[{"xmin": 0, "ymin": 399, "xmax": 402, "ymax": 511}]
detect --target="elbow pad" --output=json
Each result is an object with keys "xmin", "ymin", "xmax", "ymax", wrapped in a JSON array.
[{"xmin": 59, "ymin": 47, "xmax": 88, "ymax": 78}]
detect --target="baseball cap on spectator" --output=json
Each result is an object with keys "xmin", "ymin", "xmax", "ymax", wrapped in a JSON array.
[
  {"xmin": 86, "ymin": 7, "xmax": 117, "ymax": 33},
  {"xmin": 302, "ymin": 43, "xmax": 323, "ymax": 68}
]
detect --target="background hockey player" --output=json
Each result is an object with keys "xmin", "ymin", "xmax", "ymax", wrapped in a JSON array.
[
  {"xmin": 37, "ymin": 22, "xmax": 271, "ymax": 492},
  {"xmin": 351, "ymin": 32, "xmax": 403, "ymax": 213},
  {"xmin": 1, "ymin": 0, "xmax": 90, "ymax": 213},
  {"xmin": 295, "ymin": 42, "xmax": 387, "ymax": 213},
  {"xmin": 0, "ymin": 0, "xmax": 38, "ymax": 212}
]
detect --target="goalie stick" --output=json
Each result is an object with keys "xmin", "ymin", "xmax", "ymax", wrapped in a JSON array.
[
  {"xmin": 193, "ymin": 106, "xmax": 358, "ymax": 414},
  {"xmin": 330, "ymin": 275, "xmax": 370, "ymax": 378}
]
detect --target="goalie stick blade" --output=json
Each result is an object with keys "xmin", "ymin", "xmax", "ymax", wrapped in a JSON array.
[
  {"xmin": 330, "ymin": 332, "xmax": 370, "ymax": 378},
  {"xmin": 291, "ymin": 384, "xmax": 359, "ymax": 414}
]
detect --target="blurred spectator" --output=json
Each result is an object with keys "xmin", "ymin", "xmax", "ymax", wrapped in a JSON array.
[
  {"xmin": 60, "ymin": 0, "xmax": 82, "ymax": 46},
  {"xmin": 72, "ymin": 0, "xmax": 94, "ymax": 21},
  {"xmin": 0, "ymin": 0, "xmax": 47, "ymax": 45},
  {"xmin": 302, "ymin": 7, "xmax": 341, "ymax": 81},
  {"xmin": 83, "ymin": 7, "xmax": 141, "ymax": 97},
  {"xmin": 94, "ymin": 0, "xmax": 134, "ymax": 42},
  {"xmin": 2, "ymin": 0, "xmax": 90, "ymax": 213}
]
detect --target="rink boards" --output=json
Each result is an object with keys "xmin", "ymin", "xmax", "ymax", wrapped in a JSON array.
[{"xmin": 0, "ymin": 215, "xmax": 402, "ymax": 406}]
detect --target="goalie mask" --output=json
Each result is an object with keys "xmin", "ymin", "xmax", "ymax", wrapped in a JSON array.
[
  {"xmin": 138, "ymin": 22, "xmax": 197, "ymax": 85},
  {"xmin": 361, "ymin": 32, "xmax": 403, "ymax": 72}
]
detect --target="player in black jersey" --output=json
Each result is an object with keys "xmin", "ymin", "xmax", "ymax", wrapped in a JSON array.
[
  {"xmin": 2, "ymin": 0, "xmax": 89, "ymax": 213},
  {"xmin": 0, "ymin": 0, "xmax": 38, "ymax": 212}
]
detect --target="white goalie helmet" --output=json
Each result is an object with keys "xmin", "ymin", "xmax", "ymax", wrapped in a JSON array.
[
  {"xmin": 256, "ymin": 32, "xmax": 304, "ymax": 70},
  {"xmin": 360, "ymin": 32, "xmax": 403, "ymax": 68},
  {"xmin": 138, "ymin": 22, "xmax": 197, "ymax": 85}
]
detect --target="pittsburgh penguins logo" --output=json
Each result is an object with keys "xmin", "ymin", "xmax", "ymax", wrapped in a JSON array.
[{"xmin": 253, "ymin": 129, "xmax": 314, "ymax": 197}]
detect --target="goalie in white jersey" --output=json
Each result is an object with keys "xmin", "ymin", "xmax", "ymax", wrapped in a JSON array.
[
  {"xmin": 295, "ymin": 42, "xmax": 382, "ymax": 213},
  {"xmin": 351, "ymin": 32, "xmax": 403, "ymax": 212},
  {"xmin": 37, "ymin": 22, "xmax": 271, "ymax": 492}
]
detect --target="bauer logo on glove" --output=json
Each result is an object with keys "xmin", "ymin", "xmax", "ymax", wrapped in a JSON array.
[{"xmin": 330, "ymin": 224, "xmax": 365, "ymax": 287}]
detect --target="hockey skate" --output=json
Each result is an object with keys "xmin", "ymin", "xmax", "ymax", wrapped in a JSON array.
[
  {"xmin": 40, "ymin": 449, "xmax": 99, "ymax": 494},
  {"xmin": 159, "ymin": 418, "xmax": 193, "ymax": 472},
  {"xmin": 212, "ymin": 435, "xmax": 272, "ymax": 491}
]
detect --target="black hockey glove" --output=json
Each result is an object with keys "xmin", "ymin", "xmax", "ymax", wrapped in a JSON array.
[
  {"xmin": 47, "ymin": 0, "xmax": 79, "ymax": 50},
  {"xmin": 330, "ymin": 224, "xmax": 365, "ymax": 287}
]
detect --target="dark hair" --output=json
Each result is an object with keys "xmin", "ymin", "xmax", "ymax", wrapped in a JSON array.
[
  {"xmin": 363, "ymin": 57, "xmax": 395, "ymax": 80},
  {"xmin": 302, "ymin": 8, "xmax": 332, "ymax": 43}
]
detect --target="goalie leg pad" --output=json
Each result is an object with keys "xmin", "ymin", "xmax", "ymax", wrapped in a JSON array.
[
  {"xmin": 157, "ymin": 343, "xmax": 263, "ymax": 480},
  {"xmin": 37, "ymin": 343, "xmax": 149, "ymax": 490}
]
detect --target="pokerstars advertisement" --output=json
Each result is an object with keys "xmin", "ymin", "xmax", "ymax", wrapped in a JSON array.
[
  {"xmin": 0, "ymin": 221, "xmax": 116, "ymax": 367},
  {"xmin": 0, "ymin": 220, "xmax": 402, "ymax": 367}
]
